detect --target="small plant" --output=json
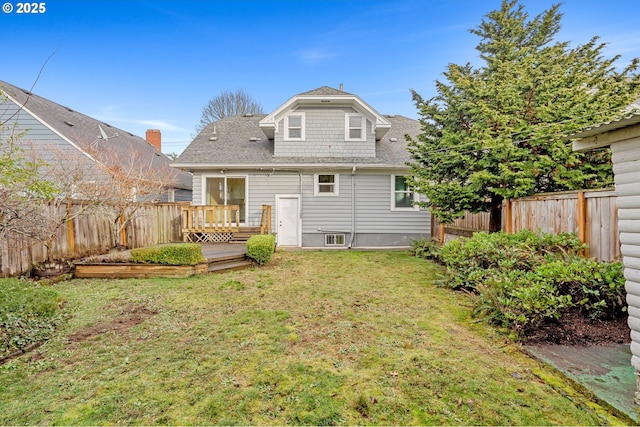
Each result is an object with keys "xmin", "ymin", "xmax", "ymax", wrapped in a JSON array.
[
  {"xmin": 130, "ymin": 244, "xmax": 206, "ymax": 266},
  {"xmin": 411, "ymin": 238, "xmax": 441, "ymax": 261},
  {"xmin": 246, "ymin": 234, "xmax": 276, "ymax": 265}
]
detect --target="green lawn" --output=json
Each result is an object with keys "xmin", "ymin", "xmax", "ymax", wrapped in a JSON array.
[{"xmin": 0, "ymin": 250, "xmax": 627, "ymax": 425}]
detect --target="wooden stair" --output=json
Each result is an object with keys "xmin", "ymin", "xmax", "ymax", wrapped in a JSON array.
[
  {"xmin": 207, "ymin": 253, "xmax": 253, "ymax": 273},
  {"xmin": 229, "ymin": 227, "xmax": 262, "ymax": 244}
]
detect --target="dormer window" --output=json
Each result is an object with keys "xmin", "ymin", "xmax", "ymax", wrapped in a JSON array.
[
  {"xmin": 286, "ymin": 113, "xmax": 305, "ymax": 140},
  {"xmin": 346, "ymin": 113, "xmax": 365, "ymax": 141}
]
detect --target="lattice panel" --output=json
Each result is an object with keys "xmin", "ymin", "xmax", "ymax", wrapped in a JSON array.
[{"xmin": 185, "ymin": 232, "xmax": 233, "ymax": 243}]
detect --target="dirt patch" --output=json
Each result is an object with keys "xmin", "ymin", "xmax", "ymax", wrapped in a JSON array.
[
  {"xmin": 524, "ymin": 310, "xmax": 630, "ymax": 345},
  {"xmin": 67, "ymin": 305, "xmax": 157, "ymax": 343}
]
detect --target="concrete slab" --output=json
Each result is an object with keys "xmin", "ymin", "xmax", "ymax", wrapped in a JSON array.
[{"xmin": 527, "ymin": 344, "xmax": 639, "ymax": 423}]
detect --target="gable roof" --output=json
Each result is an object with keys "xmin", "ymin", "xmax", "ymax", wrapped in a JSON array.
[
  {"xmin": 173, "ymin": 113, "xmax": 420, "ymax": 170},
  {"xmin": 0, "ymin": 80, "xmax": 191, "ymax": 190},
  {"xmin": 259, "ymin": 86, "xmax": 392, "ymax": 141}
]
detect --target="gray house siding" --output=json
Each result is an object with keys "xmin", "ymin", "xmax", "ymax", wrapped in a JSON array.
[
  {"xmin": 611, "ymin": 139, "xmax": 640, "ymax": 372},
  {"xmin": 274, "ymin": 107, "xmax": 375, "ymax": 158},
  {"xmin": 0, "ymin": 101, "xmax": 85, "ymax": 165},
  {"xmin": 192, "ymin": 169, "xmax": 430, "ymax": 247},
  {"xmin": 354, "ymin": 173, "xmax": 430, "ymax": 246},
  {"xmin": 191, "ymin": 171, "xmax": 205, "ymax": 205},
  {"xmin": 248, "ymin": 172, "xmax": 299, "ymax": 227}
]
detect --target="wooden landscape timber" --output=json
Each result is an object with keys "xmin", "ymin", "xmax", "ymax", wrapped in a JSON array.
[{"xmin": 74, "ymin": 262, "xmax": 209, "ymax": 279}]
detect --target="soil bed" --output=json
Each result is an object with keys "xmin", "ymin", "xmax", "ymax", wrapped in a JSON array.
[{"xmin": 524, "ymin": 310, "xmax": 630, "ymax": 345}]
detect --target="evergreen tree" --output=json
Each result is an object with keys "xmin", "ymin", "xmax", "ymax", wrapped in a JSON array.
[{"xmin": 408, "ymin": 0, "xmax": 640, "ymax": 231}]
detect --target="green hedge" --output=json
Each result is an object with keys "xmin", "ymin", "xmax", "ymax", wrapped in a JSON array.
[
  {"xmin": 130, "ymin": 243, "xmax": 206, "ymax": 266},
  {"xmin": 246, "ymin": 234, "xmax": 276, "ymax": 265},
  {"xmin": 0, "ymin": 278, "xmax": 64, "ymax": 358}
]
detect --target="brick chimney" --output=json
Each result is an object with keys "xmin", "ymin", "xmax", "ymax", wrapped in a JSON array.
[{"xmin": 145, "ymin": 129, "xmax": 161, "ymax": 151}]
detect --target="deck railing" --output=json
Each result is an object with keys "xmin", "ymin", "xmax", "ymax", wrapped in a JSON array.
[
  {"xmin": 260, "ymin": 204, "xmax": 272, "ymax": 235},
  {"xmin": 181, "ymin": 205, "xmax": 240, "ymax": 241}
]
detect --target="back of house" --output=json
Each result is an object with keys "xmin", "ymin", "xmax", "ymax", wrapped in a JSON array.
[{"xmin": 173, "ymin": 86, "xmax": 430, "ymax": 248}]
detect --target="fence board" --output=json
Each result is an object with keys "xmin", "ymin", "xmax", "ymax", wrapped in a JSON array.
[
  {"xmin": 1, "ymin": 201, "xmax": 184, "ymax": 277},
  {"xmin": 431, "ymin": 189, "xmax": 620, "ymax": 262}
]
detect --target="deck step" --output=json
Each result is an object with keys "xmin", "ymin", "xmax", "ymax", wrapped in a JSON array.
[
  {"xmin": 229, "ymin": 231, "xmax": 260, "ymax": 243},
  {"xmin": 207, "ymin": 253, "xmax": 253, "ymax": 273},
  {"xmin": 208, "ymin": 259, "xmax": 253, "ymax": 273}
]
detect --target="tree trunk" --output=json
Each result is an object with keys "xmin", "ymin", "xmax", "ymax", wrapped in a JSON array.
[{"xmin": 488, "ymin": 194, "xmax": 503, "ymax": 233}]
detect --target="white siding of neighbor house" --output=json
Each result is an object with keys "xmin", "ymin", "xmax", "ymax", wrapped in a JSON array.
[
  {"xmin": 611, "ymin": 138, "xmax": 640, "ymax": 372},
  {"xmin": 192, "ymin": 170, "xmax": 430, "ymax": 247},
  {"xmin": 274, "ymin": 107, "xmax": 376, "ymax": 158}
]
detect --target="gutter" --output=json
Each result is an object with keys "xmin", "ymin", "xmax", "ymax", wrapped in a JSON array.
[{"xmin": 171, "ymin": 162, "xmax": 410, "ymax": 170}]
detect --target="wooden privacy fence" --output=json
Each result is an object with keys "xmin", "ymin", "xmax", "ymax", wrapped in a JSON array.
[
  {"xmin": 432, "ymin": 189, "xmax": 620, "ymax": 261},
  {"xmin": 0, "ymin": 201, "xmax": 184, "ymax": 277}
]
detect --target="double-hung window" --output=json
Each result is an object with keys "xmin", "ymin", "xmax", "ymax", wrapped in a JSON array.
[
  {"xmin": 315, "ymin": 174, "xmax": 339, "ymax": 196},
  {"xmin": 286, "ymin": 113, "xmax": 305, "ymax": 140},
  {"xmin": 345, "ymin": 114, "xmax": 365, "ymax": 141},
  {"xmin": 392, "ymin": 175, "xmax": 417, "ymax": 210}
]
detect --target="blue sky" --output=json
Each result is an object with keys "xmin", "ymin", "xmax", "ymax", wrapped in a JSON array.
[{"xmin": 3, "ymin": 0, "xmax": 640, "ymax": 155}]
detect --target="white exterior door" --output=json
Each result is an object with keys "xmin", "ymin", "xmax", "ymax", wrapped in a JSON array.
[{"xmin": 276, "ymin": 195, "xmax": 300, "ymax": 246}]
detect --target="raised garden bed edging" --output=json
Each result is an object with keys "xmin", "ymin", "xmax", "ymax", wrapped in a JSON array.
[{"xmin": 74, "ymin": 262, "xmax": 209, "ymax": 279}]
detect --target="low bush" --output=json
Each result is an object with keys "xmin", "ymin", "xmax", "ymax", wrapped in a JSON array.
[
  {"xmin": 427, "ymin": 230, "xmax": 625, "ymax": 336},
  {"xmin": 246, "ymin": 234, "xmax": 276, "ymax": 265},
  {"xmin": 0, "ymin": 278, "xmax": 64, "ymax": 358},
  {"xmin": 439, "ymin": 230, "xmax": 584, "ymax": 291},
  {"xmin": 130, "ymin": 244, "xmax": 206, "ymax": 266}
]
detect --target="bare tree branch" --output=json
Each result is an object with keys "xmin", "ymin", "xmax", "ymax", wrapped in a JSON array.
[{"xmin": 195, "ymin": 89, "xmax": 263, "ymax": 133}]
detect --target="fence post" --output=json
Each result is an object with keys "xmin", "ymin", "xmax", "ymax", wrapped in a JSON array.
[
  {"xmin": 67, "ymin": 198, "xmax": 75, "ymax": 254},
  {"xmin": 577, "ymin": 191, "xmax": 588, "ymax": 258},
  {"xmin": 120, "ymin": 214, "xmax": 128, "ymax": 247},
  {"xmin": 504, "ymin": 199, "xmax": 512, "ymax": 234}
]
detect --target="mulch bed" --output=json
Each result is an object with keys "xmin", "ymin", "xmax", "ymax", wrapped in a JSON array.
[{"xmin": 524, "ymin": 310, "xmax": 630, "ymax": 345}]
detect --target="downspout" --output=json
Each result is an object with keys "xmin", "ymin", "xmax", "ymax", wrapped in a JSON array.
[
  {"xmin": 349, "ymin": 165, "xmax": 357, "ymax": 248},
  {"xmin": 299, "ymin": 171, "xmax": 303, "ymax": 246}
]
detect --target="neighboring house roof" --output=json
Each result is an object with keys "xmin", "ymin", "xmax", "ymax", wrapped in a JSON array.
[
  {"xmin": 174, "ymin": 86, "xmax": 420, "ymax": 170},
  {"xmin": 0, "ymin": 80, "xmax": 192, "ymax": 191}
]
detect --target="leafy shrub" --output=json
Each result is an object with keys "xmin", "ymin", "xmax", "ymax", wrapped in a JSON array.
[
  {"xmin": 130, "ymin": 243, "xmax": 206, "ymax": 266},
  {"xmin": 0, "ymin": 278, "xmax": 64, "ymax": 357},
  {"xmin": 246, "ymin": 234, "xmax": 276, "ymax": 265},
  {"xmin": 474, "ymin": 269, "xmax": 573, "ymax": 332},
  {"xmin": 439, "ymin": 230, "xmax": 584, "ymax": 290},
  {"xmin": 535, "ymin": 259, "xmax": 626, "ymax": 319},
  {"xmin": 411, "ymin": 238, "xmax": 441, "ymax": 261},
  {"xmin": 427, "ymin": 230, "xmax": 625, "ymax": 336}
]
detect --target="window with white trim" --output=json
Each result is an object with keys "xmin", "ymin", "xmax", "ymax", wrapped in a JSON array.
[
  {"xmin": 325, "ymin": 234, "xmax": 345, "ymax": 246},
  {"xmin": 392, "ymin": 175, "xmax": 417, "ymax": 210},
  {"xmin": 285, "ymin": 113, "xmax": 305, "ymax": 140},
  {"xmin": 345, "ymin": 113, "xmax": 365, "ymax": 140},
  {"xmin": 314, "ymin": 174, "xmax": 339, "ymax": 196}
]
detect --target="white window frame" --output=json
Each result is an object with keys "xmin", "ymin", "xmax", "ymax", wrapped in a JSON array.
[
  {"xmin": 345, "ymin": 113, "xmax": 365, "ymax": 141},
  {"xmin": 325, "ymin": 233, "xmax": 346, "ymax": 246},
  {"xmin": 314, "ymin": 173, "xmax": 339, "ymax": 196},
  {"xmin": 391, "ymin": 175, "xmax": 418, "ymax": 211},
  {"xmin": 285, "ymin": 113, "xmax": 305, "ymax": 141}
]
